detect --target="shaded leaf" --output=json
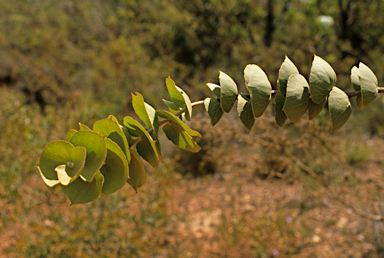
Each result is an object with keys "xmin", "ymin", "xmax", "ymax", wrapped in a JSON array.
[
  {"xmin": 274, "ymin": 92, "xmax": 287, "ymax": 127},
  {"xmin": 127, "ymin": 149, "xmax": 146, "ymax": 192},
  {"xmin": 351, "ymin": 66, "xmax": 360, "ymax": 91},
  {"xmin": 245, "ymin": 64, "xmax": 272, "ymax": 117},
  {"xmin": 163, "ymin": 123, "xmax": 201, "ymax": 152},
  {"xmin": 283, "ymin": 74, "xmax": 310, "ymax": 122},
  {"xmin": 356, "ymin": 95, "xmax": 363, "ymax": 109},
  {"xmin": 219, "ymin": 71, "xmax": 238, "ymax": 112},
  {"xmin": 237, "ymin": 94, "xmax": 255, "ymax": 131},
  {"xmin": 69, "ymin": 131, "xmax": 107, "ymax": 182},
  {"xmin": 163, "ymin": 99, "xmax": 180, "ymax": 113},
  {"xmin": 328, "ymin": 86, "xmax": 352, "ymax": 133},
  {"xmin": 359, "ymin": 62, "xmax": 378, "ymax": 107},
  {"xmin": 61, "ymin": 171, "xmax": 104, "ymax": 205},
  {"xmin": 308, "ymin": 98, "xmax": 326, "ymax": 120},
  {"xmin": 277, "ymin": 56, "xmax": 299, "ymax": 96},
  {"xmin": 204, "ymin": 97, "xmax": 224, "ymax": 126},
  {"xmin": 309, "ymin": 55, "xmax": 336, "ymax": 104}
]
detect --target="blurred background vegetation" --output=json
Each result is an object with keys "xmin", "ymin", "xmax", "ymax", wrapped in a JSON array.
[{"xmin": 2, "ymin": 0, "xmax": 384, "ymax": 257}]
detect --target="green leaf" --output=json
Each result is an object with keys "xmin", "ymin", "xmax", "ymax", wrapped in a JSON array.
[
  {"xmin": 309, "ymin": 55, "xmax": 336, "ymax": 104},
  {"xmin": 219, "ymin": 71, "xmax": 238, "ymax": 112},
  {"xmin": 123, "ymin": 116, "xmax": 160, "ymax": 167},
  {"xmin": 162, "ymin": 123, "xmax": 201, "ymax": 153},
  {"xmin": 206, "ymin": 83, "xmax": 221, "ymax": 98},
  {"xmin": 245, "ymin": 64, "xmax": 272, "ymax": 117},
  {"xmin": 204, "ymin": 97, "xmax": 224, "ymax": 126},
  {"xmin": 163, "ymin": 99, "xmax": 180, "ymax": 113},
  {"xmin": 79, "ymin": 123, "xmax": 91, "ymax": 131},
  {"xmin": 308, "ymin": 98, "xmax": 326, "ymax": 120},
  {"xmin": 328, "ymin": 86, "xmax": 352, "ymax": 133},
  {"xmin": 359, "ymin": 62, "xmax": 378, "ymax": 107},
  {"xmin": 237, "ymin": 94, "xmax": 255, "ymax": 131},
  {"xmin": 61, "ymin": 171, "xmax": 104, "ymax": 205},
  {"xmin": 132, "ymin": 92, "xmax": 159, "ymax": 132},
  {"xmin": 99, "ymin": 138, "xmax": 129, "ymax": 194},
  {"xmin": 156, "ymin": 110, "xmax": 201, "ymax": 137},
  {"xmin": 65, "ymin": 129, "xmax": 77, "ymax": 141},
  {"xmin": 121, "ymin": 126, "xmax": 133, "ymax": 146},
  {"xmin": 176, "ymin": 86, "xmax": 193, "ymax": 121},
  {"xmin": 277, "ymin": 56, "xmax": 299, "ymax": 96},
  {"xmin": 166, "ymin": 76, "xmax": 185, "ymax": 108},
  {"xmin": 151, "ymin": 133, "xmax": 163, "ymax": 163},
  {"xmin": 283, "ymin": 74, "xmax": 310, "ymax": 122},
  {"xmin": 69, "ymin": 131, "xmax": 107, "ymax": 182},
  {"xmin": 274, "ymin": 92, "xmax": 287, "ymax": 127},
  {"xmin": 127, "ymin": 149, "xmax": 146, "ymax": 193},
  {"xmin": 351, "ymin": 66, "xmax": 360, "ymax": 91},
  {"xmin": 37, "ymin": 140, "xmax": 86, "ymax": 186},
  {"xmin": 93, "ymin": 115, "xmax": 130, "ymax": 161}
]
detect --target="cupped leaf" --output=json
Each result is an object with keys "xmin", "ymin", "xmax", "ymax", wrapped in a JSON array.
[
  {"xmin": 127, "ymin": 149, "xmax": 146, "ymax": 193},
  {"xmin": 351, "ymin": 66, "xmax": 360, "ymax": 91},
  {"xmin": 308, "ymin": 97, "xmax": 326, "ymax": 120},
  {"xmin": 277, "ymin": 56, "xmax": 299, "ymax": 96},
  {"xmin": 61, "ymin": 171, "xmax": 104, "ymax": 205},
  {"xmin": 163, "ymin": 99, "xmax": 180, "ymax": 113},
  {"xmin": 219, "ymin": 71, "xmax": 238, "ymax": 112},
  {"xmin": 132, "ymin": 92, "xmax": 159, "ymax": 133},
  {"xmin": 274, "ymin": 92, "xmax": 287, "ymax": 127},
  {"xmin": 123, "ymin": 116, "xmax": 160, "ymax": 167},
  {"xmin": 99, "ymin": 138, "xmax": 129, "ymax": 194},
  {"xmin": 157, "ymin": 110, "xmax": 201, "ymax": 137},
  {"xmin": 328, "ymin": 86, "xmax": 352, "ymax": 133},
  {"xmin": 69, "ymin": 131, "xmax": 107, "ymax": 182},
  {"xmin": 359, "ymin": 62, "xmax": 378, "ymax": 107},
  {"xmin": 237, "ymin": 94, "xmax": 255, "ymax": 131},
  {"xmin": 204, "ymin": 97, "xmax": 224, "ymax": 126},
  {"xmin": 166, "ymin": 76, "xmax": 185, "ymax": 108},
  {"xmin": 283, "ymin": 74, "xmax": 310, "ymax": 122},
  {"xmin": 93, "ymin": 115, "xmax": 130, "ymax": 160},
  {"xmin": 176, "ymin": 86, "xmax": 193, "ymax": 121},
  {"xmin": 309, "ymin": 55, "xmax": 336, "ymax": 104},
  {"xmin": 206, "ymin": 83, "xmax": 221, "ymax": 98},
  {"xmin": 162, "ymin": 123, "xmax": 201, "ymax": 153},
  {"xmin": 245, "ymin": 64, "xmax": 272, "ymax": 117},
  {"xmin": 37, "ymin": 140, "xmax": 86, "ymax": 186}
]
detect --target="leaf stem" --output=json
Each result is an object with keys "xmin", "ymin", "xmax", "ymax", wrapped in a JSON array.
[{"xmin": 346, "ymin": 87, "xmax": 384, "ymax": 98}]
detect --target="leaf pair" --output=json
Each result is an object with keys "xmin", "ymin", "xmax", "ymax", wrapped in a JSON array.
[{"xmin": 350, "ymin": 63, "xmax": 378, "ymax": 108}]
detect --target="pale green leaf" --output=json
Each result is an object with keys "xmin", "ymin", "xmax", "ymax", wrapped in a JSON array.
[
  {"xmin": 277, "ymin": 56, "xmax": 299, "ymax": 96},
  {"xmin": 219, "ymin": 71, "xmax": 238, "ymax": 112},
  {"xmin": 328, "ymin": 86, "xmax": 352, "ymax": 133},
  {"xmin": 283, "ymin": 74, "xmax": 310, "ymax": 122},
  {"xmin": 127, "ymin": 149, "xmax": 146, "ymax": 192},
  {"xmin": 166, "ymin": 76, "xmax": 185, "ymax": 108},
  {"xmin": 206, "ymin": 83, "xmax": 221, "ymax": 98},
  {"xmin": 176, "ymin": 86, "xmax": 192, "ymax": 121},
  {"xmin": 351, "ymin": 66, "xmax": 360, "ymax": 91},
  {"xmin": 359, "ymin": 62, "xmax": 378, "ymax": 107},
  {"xmin": 309, "ymin": 55, "xmax": 336, "ymax": 104},
  {"xmin": 245, "ymin": 64, "xmax": 272, "ymax": 117}
]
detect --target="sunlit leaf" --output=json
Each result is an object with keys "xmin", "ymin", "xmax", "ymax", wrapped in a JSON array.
[
  {"xmin": 99, "ymin": 138, "xmax": 129, "ymax": 194},
  {"xmin": 93, "ymin": 115, "xmax": 130, "ymax": 160},
  {"xmin": 132, "ymin": 92, "xmax": 159, "ymax": 132},
  {"xmin": 206, "ymin": 83, "xmax": 221, "ymax": 98},
  {"xmin": 245, "ymin": 64, "xmax": 272, "ymax": 117},
  {"xmin": 277, "ymin": 56, "xmax": 299, "ymax": 96},
  {"xmin": 127, "ymin": 149, "xmax": 146, "ymax": 193},
  {"xmin": 69, "ymin": 131, "xmax": 107, "ymax": 182},
  {"xmin": 219, "ymin": 71, "xmax": 238, "ymax": 112},
  {"xmin": 237, "ymin": 94, "xmax": 255, "ymax": 131},
  {"xmin": 309, "ymin": 55, "xmax": 336, "ymax": 104},
  {"xmin": 65, "ymin": 129, "xmax": 77, "ymax": 141},
  {"xmin": 79, "ymin": 123, "xmax": 91, "ymax": 131},
  {"xmin": 359, "ymin": 62, "xmax": 378, "ymax": 107},
  {"xmin": 162, "ymin": 123, "xmax": 201, "ymax": 152},
  {"xmin": 274, "ymin": 92, "xmax": 287, "ymax": 127},
  {"xmin": 328, "ymin": 86, "xmax": 352, "ymax": 133},
  {"xmin": 157, "ymin": 110, "xmax": 201, "ymax": 137},
  {"xmin": 37, "ymin": 140, "xmax": 86, "ymax": 186},
  {"xmin": 61, "ymin": 171, "xmax": 104, "ymax": 205},
  {"xmin": 283, "ymin": 74, "xmax": 310, "ymax": 122},
  {"xmin": 176, "ymin": 86, "xmax": 193, "ymax": 121},
  {"xmin": 204, "ymin": 97, "xmax": 224, "ymax": 126},
  {"xmin": 166, "ymin": 76, "xmax": 185, "ymax": 108},
  {"xmin": 351, "ymin": 66, "xmax": 360, "ymax": 91}
]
